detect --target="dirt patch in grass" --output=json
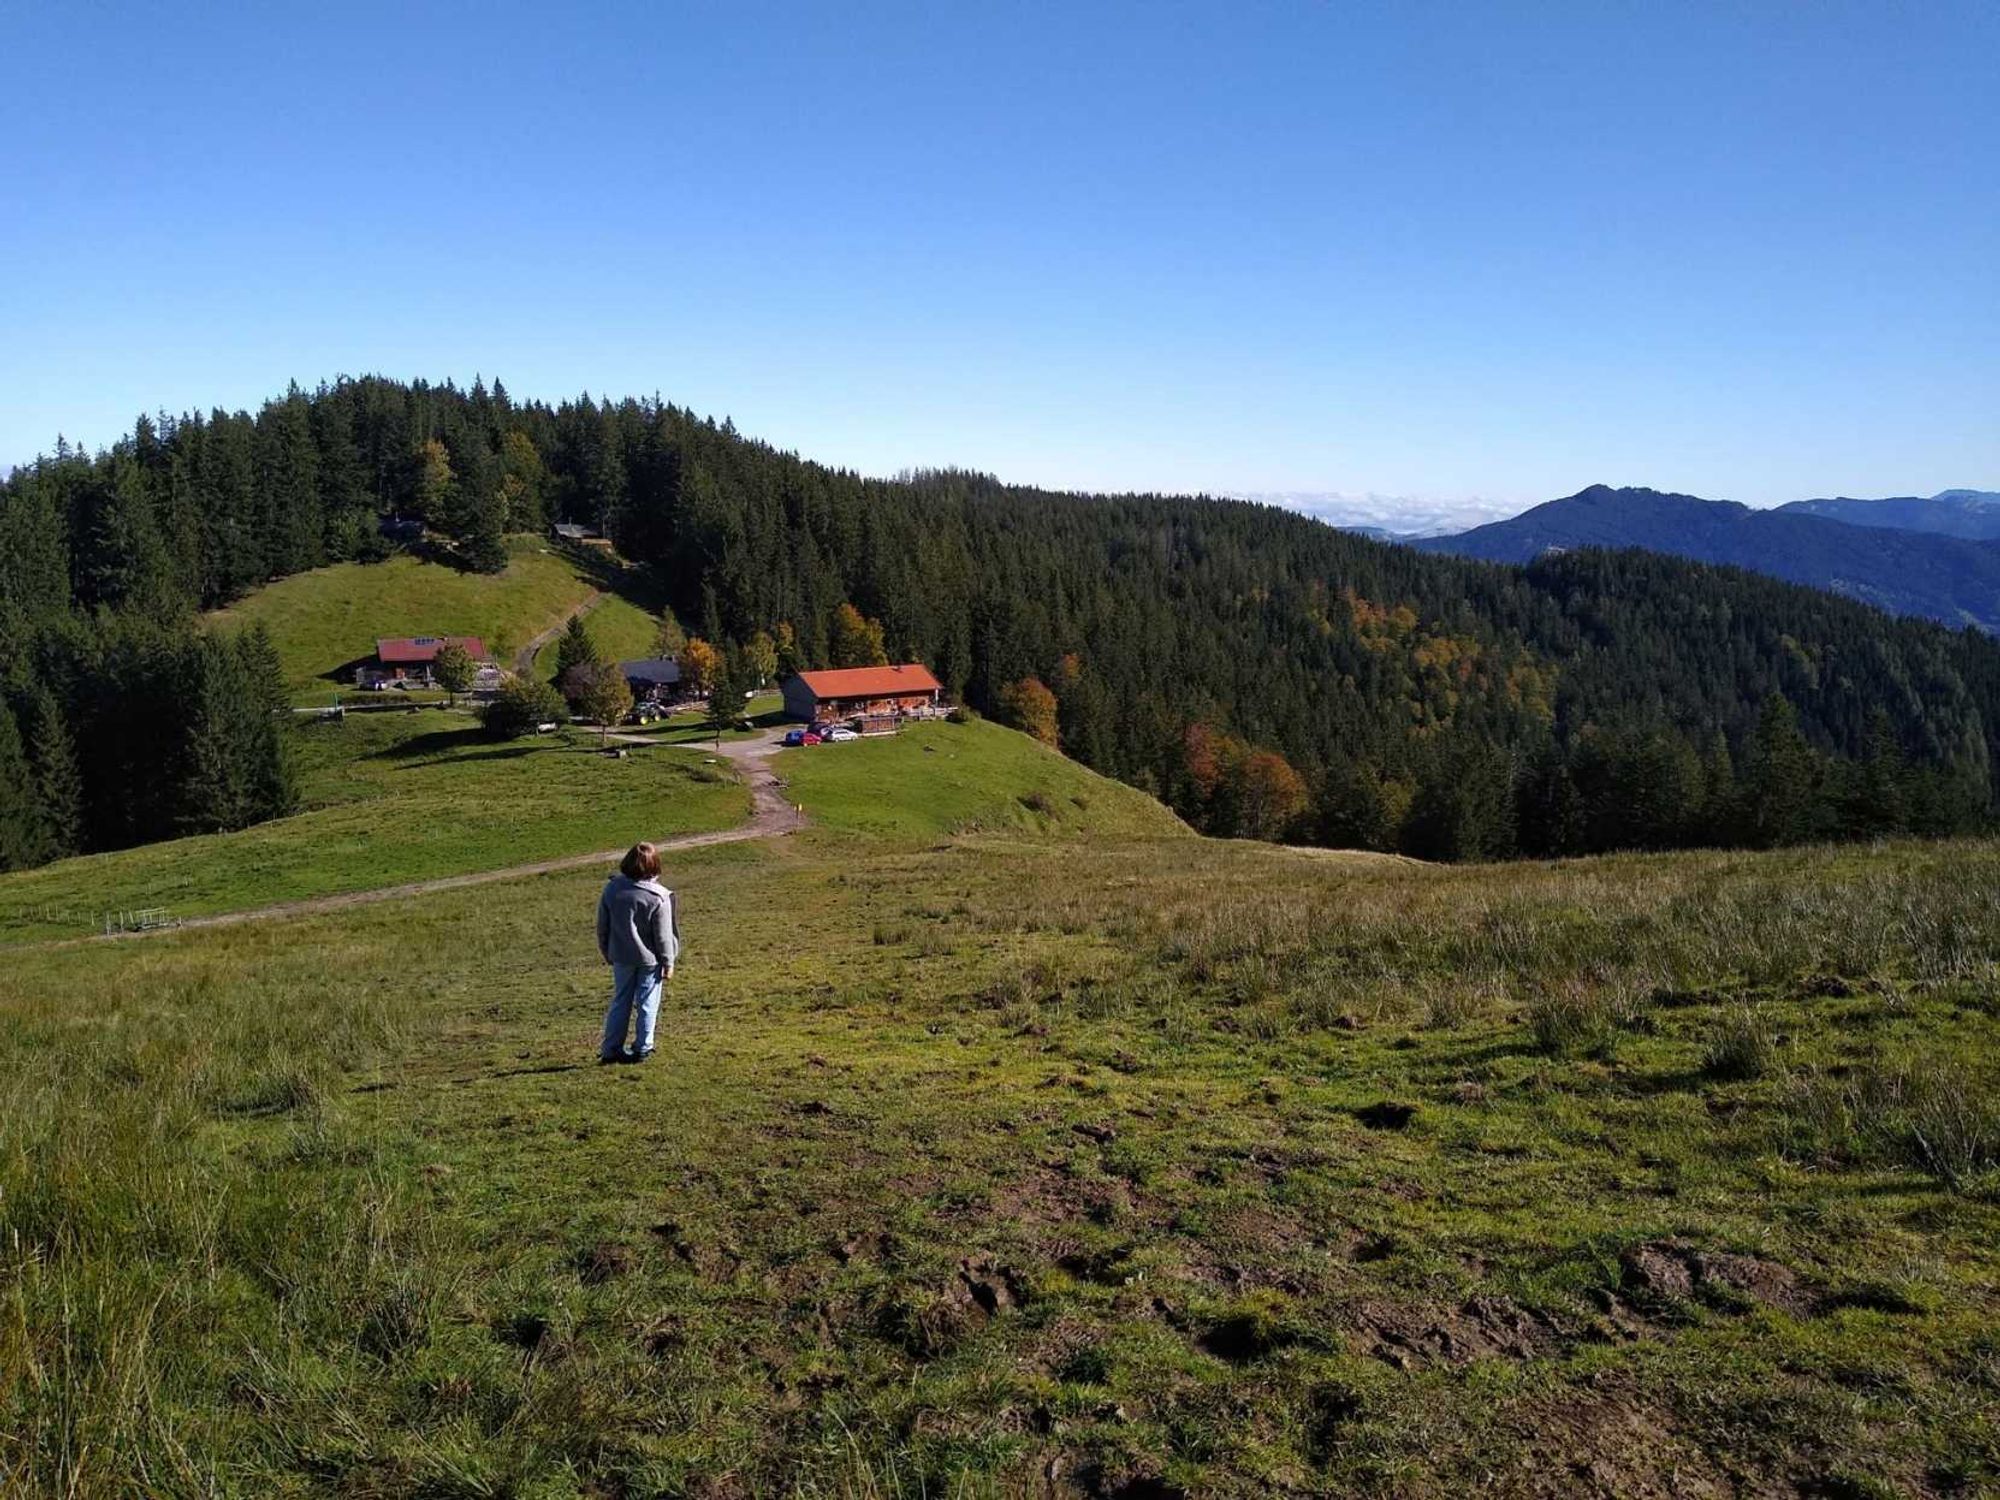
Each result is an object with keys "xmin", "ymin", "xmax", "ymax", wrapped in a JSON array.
[
  {"xmin": 573, "ymin": 1241, "xmax": 634, "ymax": 1284},
  {"xmin": 1503, "ymin": 1383, "xmax": 1770, "ymax": 1498},
  {"xmin": 1355, "ymin": 1294, "xmax": 1566, "ymax": 1370},
  {"xmin": 1619, "ymin": 1238, "xmax": 1815, "ymax": 1317}
]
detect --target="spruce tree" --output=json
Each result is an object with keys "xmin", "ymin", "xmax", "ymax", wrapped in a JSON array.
[
  {"xmin": 553, "ymin": 613, "xmax": 601, "ymax": 684},
  {"xmin": 0, "ymin": 699, "xmax": 52, "ymax": 870},
  {"xmin": 236, "ymin": 626, "xmax": 298, "ymax": 821},
  {"xmin": 20, "ymin": 685, "xmax": 82, "ymax": 858},
  {"xmin": 1741, "ymin": 694, "xmax": 1821, "ymax": 848}
]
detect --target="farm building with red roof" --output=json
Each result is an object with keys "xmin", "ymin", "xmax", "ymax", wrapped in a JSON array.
[
  {"xmin": 358, "ymin": 636, "xmax": 494, "ymax": 689},
  {"xmin": 782, "ymin": 664, "xmax": 943, "ymax": 727}
]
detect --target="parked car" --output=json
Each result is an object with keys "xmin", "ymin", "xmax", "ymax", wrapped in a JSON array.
[
  {"xmin": 783, "ymin": 728, "xmax": 823, "ymax": 748},
  {"xmin": 825, "ymin": 725, "xmax": 859, "ymax": 742}
]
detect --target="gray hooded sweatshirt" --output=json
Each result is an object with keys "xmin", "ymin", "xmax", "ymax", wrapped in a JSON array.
[{"xmin": 597, "ymin": 875, "xmax": 680, "ymax": 974}]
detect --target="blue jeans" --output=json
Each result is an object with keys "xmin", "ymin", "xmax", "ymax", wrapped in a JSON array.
[{"xmin": 601, "ymin": 964, "xmax": 664, "ymax": 1060}]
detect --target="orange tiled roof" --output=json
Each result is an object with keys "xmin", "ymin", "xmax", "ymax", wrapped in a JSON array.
[{"xmin": 796, "ymin": 664, "xmax": 942, "ymax": 698}]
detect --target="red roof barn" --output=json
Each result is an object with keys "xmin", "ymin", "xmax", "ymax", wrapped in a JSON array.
[
  {"xmin": 782, "ymin": 664, "xmax": 943, "ymax": 725},
  {"xmin": 358, "ymin": 636, "xmax": 493, "ymax": 688}
]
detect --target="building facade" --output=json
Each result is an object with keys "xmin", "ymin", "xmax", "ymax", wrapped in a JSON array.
[{"xmin": 782, "ymin": 664, "xmax": 943, "ymax": 726}]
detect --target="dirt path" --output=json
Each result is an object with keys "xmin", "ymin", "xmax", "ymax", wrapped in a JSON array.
[
  {"xmin": 71, "ymin": 731, "xmax": 804, "ymax": 945},
  {"xmin": 514, "ymin": 591, "xmax": 607, "ymax": 675}
]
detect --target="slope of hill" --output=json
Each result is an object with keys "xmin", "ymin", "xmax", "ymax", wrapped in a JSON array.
[
  {"xmin": 0, "ymin": 708, "xmax": 746, "ymax": 941},
  {"xmin": 1418, "ymin": 483, "xmax": 2000, "ymax": 632},
  {"xmin": 2, "ymin": 724, "xmax": 1993, "ymax": 1495},
  {"xmin": 8, "ymin": 378, "xmax": 2000, "ymax": 873},
  {"xmin": 1778, "ymin": 488, "xmax": 2000, "ymax": 541},
  {"xmin": 206, "ymin": 536, "xmax": 624, "ymax": 699},
  {"xmin": 782, "ymin": 717, "xmax": 1192, "ymax": 841}
]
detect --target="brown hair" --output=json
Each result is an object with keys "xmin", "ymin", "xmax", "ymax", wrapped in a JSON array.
[{"xmin": 619, "ymin": 842, "xmax": 662, "ymax": 881}]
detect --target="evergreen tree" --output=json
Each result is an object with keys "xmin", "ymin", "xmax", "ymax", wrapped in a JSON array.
[
  {"xmin": 553, "ymin": 613, "xmax": 601, "ymax": 684},
  {"xmin": 497, "ymin": 430, "xmax": 549, "ymax": 532},
  {"xmin": 0, "ymin": 698, "xmax": 52, "ymax": 870},
  {"xmin": 412, "ymin": 438, "xmax": 455, "ymax": 526},
  {"xmin": 654, "ymin": 607, "xmax": 689, "ymax": 662},
  {"xmin": 236, "ymin": 626, "xmax": 297, "ymax": 823},
  {"xmin": 1740, "ymin": 693, "xmax": 1821, "ymax": 848},
  {"xmin": 255, "ymin": 388, "xmax": 322, "ymax": 575},
  {"xmin": 173, "ymin": 636, "xmax": 251, "ymax": 834},
  {"xmin": 19, "ymin": 684, "xmax": 82, "ymax": 859}
]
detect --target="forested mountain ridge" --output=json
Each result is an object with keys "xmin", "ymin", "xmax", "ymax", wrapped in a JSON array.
[
  {"xmin": 1419, "ymin": 483, "xmax": 2000, "ymax": 632},
  {"xmin": 1776, "ymin": 488, "xmax": 2000, "ymax": 541},
  {"xmin": 3, "ymin": 377, "xmax": 1997, "ymax": 873}
]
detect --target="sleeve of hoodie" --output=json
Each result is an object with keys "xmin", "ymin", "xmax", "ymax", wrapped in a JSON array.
[
  {"xmin": 595, "ymin": 884, "xmax": 612, "ymax": 962},
  {"xmin": 652, "ymin": 889, "xmax": 677, "ymax": 974}
]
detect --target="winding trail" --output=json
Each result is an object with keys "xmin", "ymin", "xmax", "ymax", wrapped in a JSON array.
[
  {"xmin": 514, "ymin": 591, "xmax": 608, "ymax": 676},
  {"xmin": 69, "ymin": 730, "xmax": 804, "ymax": 945}
]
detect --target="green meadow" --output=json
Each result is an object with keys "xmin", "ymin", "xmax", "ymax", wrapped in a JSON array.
[
  {"xmin": 2, "ymin": 720, "xmax": 1996, "ymax": 1496},
  {"xmin": 0, "ymin": 709, "xmax": 745, "ymax": 943},
  {"xmin": 206, "ymin": 538, "xmax": 638, "ymax": 700}
]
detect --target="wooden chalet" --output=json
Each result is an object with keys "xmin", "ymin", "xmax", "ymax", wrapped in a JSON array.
[
  {"xmin": 358, "ymin": 636, "xmax": 493, "ymax": 689},
  {"xmin": 782, "ymin": 664, "xmax": 943, "ymax": 728}
]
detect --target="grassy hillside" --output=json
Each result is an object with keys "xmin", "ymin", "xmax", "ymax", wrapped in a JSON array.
[
  {"xmin": 207, "ymin": 537, "xmax": 610, "ymax": 698},
  {"xmin": 1, "ymin": 727, "xmax": 1996, "ymax": 1494},
  {"xmin": 531, "ymin": 591, "xmax": 664, "ymax": 682},
  {"xmin": 0, "ymin": 710, "xmax": 746, "ymax": 941},
  {"xmin": 780, "ymin": 718, "xmax": 1192, "ymax": 840}
]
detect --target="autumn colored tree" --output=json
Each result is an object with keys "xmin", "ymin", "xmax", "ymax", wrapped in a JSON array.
[
  {"xmin": 829, "ymin": 602, "xmax": 888, "ymax": 668},
  {"xmin": 744, "ymin": 629, "xmax": 778, "ymax": 686},
  {"xmin": 679, "ymin": 636, "xmax": 720, "ymax": 695},
  {"xmin": 997, "ymin": 677, "xmax": 1059, "ymax": 747},
  {"xmin": 772, "ymin": 620, "xmax": 802, "ymax": 677},
  {"xmin": 1234, "ymin": 749, "xmax": 1308, "ymax": 841},
  {"xmin": 1181, "ymin": 722, "xmax": 1226, "ymax": 802}
]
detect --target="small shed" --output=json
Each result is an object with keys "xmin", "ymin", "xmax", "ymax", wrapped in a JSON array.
[{"xmin": 782, "ymin": 664, "xmax": 943, "ymax": 726}]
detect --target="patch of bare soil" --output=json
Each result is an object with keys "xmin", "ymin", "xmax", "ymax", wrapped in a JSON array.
[
  {"xmin": 1619, "ymin": 1238, "xmax": 1814, "ymax": 1317},
  {"xmin": 1496, "ymin": 1384, "xmax": 1775, "ymax": 1499},
  {"xmin": 573, "ymin": 1241, "xmax": 634, "ymax": 1284},
  {"xmin": 1356, "ymin": 1294, "xmax": 1567, "ymax": 1370}
]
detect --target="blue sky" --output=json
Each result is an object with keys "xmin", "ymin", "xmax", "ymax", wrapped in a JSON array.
[{"xmin": 2, "ymin": 2, "xmax": 1995, "ymax": 516}]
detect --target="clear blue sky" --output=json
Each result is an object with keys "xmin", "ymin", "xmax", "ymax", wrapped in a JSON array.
[{"xmin": 3, "ymin": 1, "xmax": 1995, "ymax": 512}]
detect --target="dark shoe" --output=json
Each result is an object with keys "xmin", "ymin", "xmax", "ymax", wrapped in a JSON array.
[
  {"xmin": 598, "ymin": 1052, "xmax": 630, "ymax": 1066},
  {"xmin": 629, "ymin": 1050, "xmax": 655, "ymax": 1065}
]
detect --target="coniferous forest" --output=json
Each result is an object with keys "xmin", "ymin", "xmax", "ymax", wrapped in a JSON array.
[{"xmin": 2, "ymin": 374, "xmax": 1995, "ymax": 872}]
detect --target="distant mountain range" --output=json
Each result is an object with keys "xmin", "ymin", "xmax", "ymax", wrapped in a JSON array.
[
  {"xmin": 1775, "ymin": 489, "xmax": 2000, "ymax": 541},
  {"xmin": 1418, "ymin": 485, "xmax": 2000, "ymax": 633}
]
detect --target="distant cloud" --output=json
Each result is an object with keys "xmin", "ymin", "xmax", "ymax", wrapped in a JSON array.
[{"xmin": 1228, "ymin": 491, "xmax": 1529, "ymax": 539}]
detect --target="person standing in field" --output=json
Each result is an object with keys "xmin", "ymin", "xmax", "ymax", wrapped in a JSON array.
[{"xmin": 597, "ymin": 842, "xmax": 679, "ymax": 1064}]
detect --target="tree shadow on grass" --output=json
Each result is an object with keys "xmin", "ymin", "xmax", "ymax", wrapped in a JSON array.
[{"xmin": 371, "ymin": 727, "xmax": 503, "ymax": 761}]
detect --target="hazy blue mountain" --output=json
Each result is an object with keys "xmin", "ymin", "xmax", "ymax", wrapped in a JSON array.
[
  {"xmin": 1776, "ymin": 489, "xmax": 2000, "ymax": 541},
  {"xmin": 1418, "ymin": 484, "xmax": 2000, "ymax": 632}
]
